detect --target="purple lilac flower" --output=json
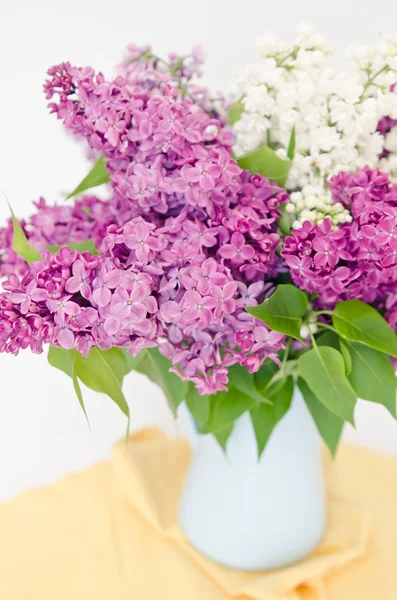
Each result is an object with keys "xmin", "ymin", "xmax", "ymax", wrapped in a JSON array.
[
  {"xmin": 282, "ymin": 166, "xmax": 397, "ymax": 323},
  {"xmin": 218, "ymin": 232, "xmax": 255, "ymax": 266},
  {"xmin": 116, "ymin": 43, "xmax": 224, "ymax": 119},
  {"xmin": 0, "ymin": 195, "xmax": 131, "ymax": 279},
  {"xmin": 8, "ymin": 281, "xmax": 47, "ymax": 315},
  {"xmin": 0, "ymin": 248, "xmax": 160, "ymax": 358},
  {"xmin": 1, "ymin": 52, "xmax": 290, "ymax": 396}
]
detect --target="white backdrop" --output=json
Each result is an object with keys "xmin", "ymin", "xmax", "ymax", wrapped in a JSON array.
[{"xmin": 1, "ymin": 0, "xmax": 397, "ymax": 502}]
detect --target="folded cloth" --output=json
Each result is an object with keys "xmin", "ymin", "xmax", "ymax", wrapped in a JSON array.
[{"xmin": 2, "ymin": 428, "xmax": 395, "ymax": 599}]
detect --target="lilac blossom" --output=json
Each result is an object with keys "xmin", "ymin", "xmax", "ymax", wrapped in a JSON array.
[
  {"xmin": 0, "ymin": 195, "xmax": 130, "ymax": 279},
  {"xmin": 218, "ymin": 232, "xmax": 255, "ymax": 266},
  {"xmin": 282, "ymin": 166, "xmax": 397, "ymax": 322},
  {"xmin": 8, "ymin": 281, "xmax": 47, "ymax": 315},
  {"xmin": 1, "ymin": 50, "xmax": 290, "ymax": 395}
]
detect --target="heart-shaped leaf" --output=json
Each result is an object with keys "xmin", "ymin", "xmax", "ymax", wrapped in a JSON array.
[
  {"xmin": 298, "ymin": 377, "xmax": 344, "ymax": 457},
  {"xmin": 237, "ymin": 146, "xmax": 291, "ymax": 187},
  {"xmin": 250, "ymin": 376, "xmax": 294, "ymax": 457},
  {"xmin": 213, "ymin": 424, "xmax": 234, "ymax": 451},
  {"xmin": 347, "ymin": 342, "xmax": 397, "ymax": 417},
  {"xmin": 298, "ymin": 345, "xmax": 357, "ymax": 424},
  {"xmin": 339, "ymin": 339, "xmax": 352, "ymax": 375},
  {"xmin": 185, "ymin": 383, "xmax": 210, "ymax": 427},
  {"xmin": 247, "ymin": 284, "xmax": 308, "ymax": 340},
  {"xmin": 228, "ymin": 363, "xmax": 271, "ymax": 404},
  {"xmin": 134, "ymin": 348, "xmax": 186, "ymax": 414},
  {"xmin": 48, "ymin": 346, "xmax": 130, "ymax": 424},
  {"xmin": 206, "ymin": 387, "xmax": 256, "ymax": 435},
  {"xmin": 74, "ymin": 347, "xmax": 130, "ymax": 419},
  {"xmin": 48, "ymin": 346, "xmax": 89, "ymax": 425},
  {"xmin": 333, "ymin": 299, "xmax": 397, "ymax": 358}
]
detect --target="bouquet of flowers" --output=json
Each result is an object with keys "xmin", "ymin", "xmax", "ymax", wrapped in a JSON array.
[{"xmin": 2, "ymin": 24, "xmax": 397, "ymax": 456}]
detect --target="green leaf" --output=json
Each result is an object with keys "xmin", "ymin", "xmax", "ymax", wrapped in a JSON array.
[
  {"xmin": 347, "ymin": 342, "xmax": 397, "ymax": 417},
  {"xmin": 228, "ymin": 363, "xmax": 271, "ymax": 404},
  {"xmin": 122, "ymin": 350, "xmax": 145, "ymax": 374},
  {"xmin": 254, "ymin": 359, "xmax": 279, "ymax": 392},
  {"xmin": 250, "ymin": 376, "xmax": 293, "ymax": 457},
  {"xmin": 237, "ymin": 146, "xmax": 291, "ymax": 187},
  {"xmin": 72, "ymin": 367, "xmax": 90, "ymax": 427},
  {"xmin": 317, "ymin": 331, "xmax": 352, "ymax": 375},
  {"xmin": 47, "ymin": 346, "xmax": 89, "ymax": 425},
  {"xmin": 298, "ymin": 346, "xmax": 357, "ymax": 424},
  {"xmin": 48, "ymin": 345, "xmax": 79, "ymax": 378},
  {"xmin": 316, "ymin": 331, "xmax": 340, "ymax": 350},
  {"xmin": 48, "ymin": 346, "xmax": 137, "ymax": 434},
  {"xmin": 287, "ymin": 126, "xmax": 296, "ymax": 160},
  {"xmin": 339, "ymin": 339, "xmax": 352, "ymax": 375},
  {"xmin": 333, "ymin": 299, "xmax": 397, "ymax": 358},
  {"xmin": 8, "ymin": 204, "xmax": 42, "ymax": 265},
  {"xmin": 185, "ymin": 383, "xmax": 210, "ymax": 427},
  {"xmin": 74, "ymin": 348, "xmax": 130, "ymax": 419},
  {"xmin": 213, "ymin": 423, "xmax": 234, "ymax": 451},
  {"xmin": 298, "ymin": 377, "xmax": 343, "ymax": 457},
  {"xmin": 134, "ymin": 348, "xmax": 186, "ymax": 414},
  {"xmin": 47, "ymin": 240, "xmax": 99, "ymax": 255},
  {"xmin": 228, "ymin": 99, "xmax": 244, "ymax": 125},
  {"xmin": 96, "ymin": 347, "xmax": 128, "ymax": 386},
  {"xmin": 277, "ymin": 204, "xmax": 291, "ymax": 236},
  {"xmin": 66, "ymin": 156, "xmax": 110, "ymax": 200},
  {"xmin": 206, "ymin": 388, "xmax": 256, "ymax": 435},
  {"xmin": 246, "ymin": 284, "xmax": 308, "ymax": 340}
]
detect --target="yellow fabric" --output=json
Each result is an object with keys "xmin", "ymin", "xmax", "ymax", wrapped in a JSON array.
[{"xmin": 0, "ymin": 429, "xmax": 396, "ymax": 599}]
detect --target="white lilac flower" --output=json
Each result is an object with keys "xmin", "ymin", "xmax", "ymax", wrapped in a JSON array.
[
  {"xmin": 385, "ymin": 128, "xmax": 397, "ymax": 152},
  {"xmin": 232, "ymin": 24, "xmax": 397, "ymax": 190},
  {"xmin": 286, "ymin": 185, "xmax": 352, "ymax": 229}
]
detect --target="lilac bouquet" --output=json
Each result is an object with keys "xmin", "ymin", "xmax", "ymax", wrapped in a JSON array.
[{"xmin": 2, "ymin": 27, "xmax": 397, "ymax": 455}]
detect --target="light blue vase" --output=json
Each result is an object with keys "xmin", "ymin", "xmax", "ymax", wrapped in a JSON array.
[{"xmin": 178, "ymin": 386, "xmax": 327, "ymax": 571}]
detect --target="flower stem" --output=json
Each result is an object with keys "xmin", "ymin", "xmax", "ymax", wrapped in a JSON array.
[
  {"xmin": 316, "ymin": 322, "xmax": 339, "ymax": 335},
  {"xmin": 282, "ymin": 337, "xmax": 292, "ymax": 370},
  {"xmin": 363, "ymin": 65, "xmax": 389, "ymax": 90},
  {"xmin": 309, "ymin": 329, "xmax": 318, "ymax": 349}
]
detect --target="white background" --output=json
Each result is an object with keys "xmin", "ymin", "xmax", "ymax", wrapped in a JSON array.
[{"xmin": 1, "ymin": 0, "xmax": 397, "ymax": 502}]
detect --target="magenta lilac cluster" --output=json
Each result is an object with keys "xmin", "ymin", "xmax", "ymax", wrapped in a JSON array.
[
  {"xmin": 0, "ymin": 195, "xmax": 129, "ymax": 278},
  {"xmin": 282, "ymin": 167, "xmax": 397, "ymax": 326},
  {"xmin": 0, "ymin": 170, "xmax": 287, "ymax": 393},
  {"xmin": 43, "ymin": 61, "xmax": 234, "ymax": 217},
  {"xmin": 116, "ymin": 43, "xmax": 219, "ymax": 117},
  {"xmin": 0, "ymin": 47, "xmax": 218, "ymax": 281},
  {"xmin": 0, "ymin": 56, "xmax": 288, "ymax": 394},
  {"xmin": 100, "ymin": 182, "xmax": 286, "ymax": 392},
  {"xmin": 0, "ymin": 249, "xmax": 101, "ymax": 356}
]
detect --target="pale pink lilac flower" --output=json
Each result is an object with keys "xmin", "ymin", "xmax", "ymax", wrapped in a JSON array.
[
  {"xmin": 0, "ymin": 51, "xmax": 290, "ymax": 396},
  {"xmin": 218, "ymin": 232, "xmax": 255, "ymax": 266},
  {"xmin": 8, "ymin": 281, "xmax": 47, "ymax": 315}
]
